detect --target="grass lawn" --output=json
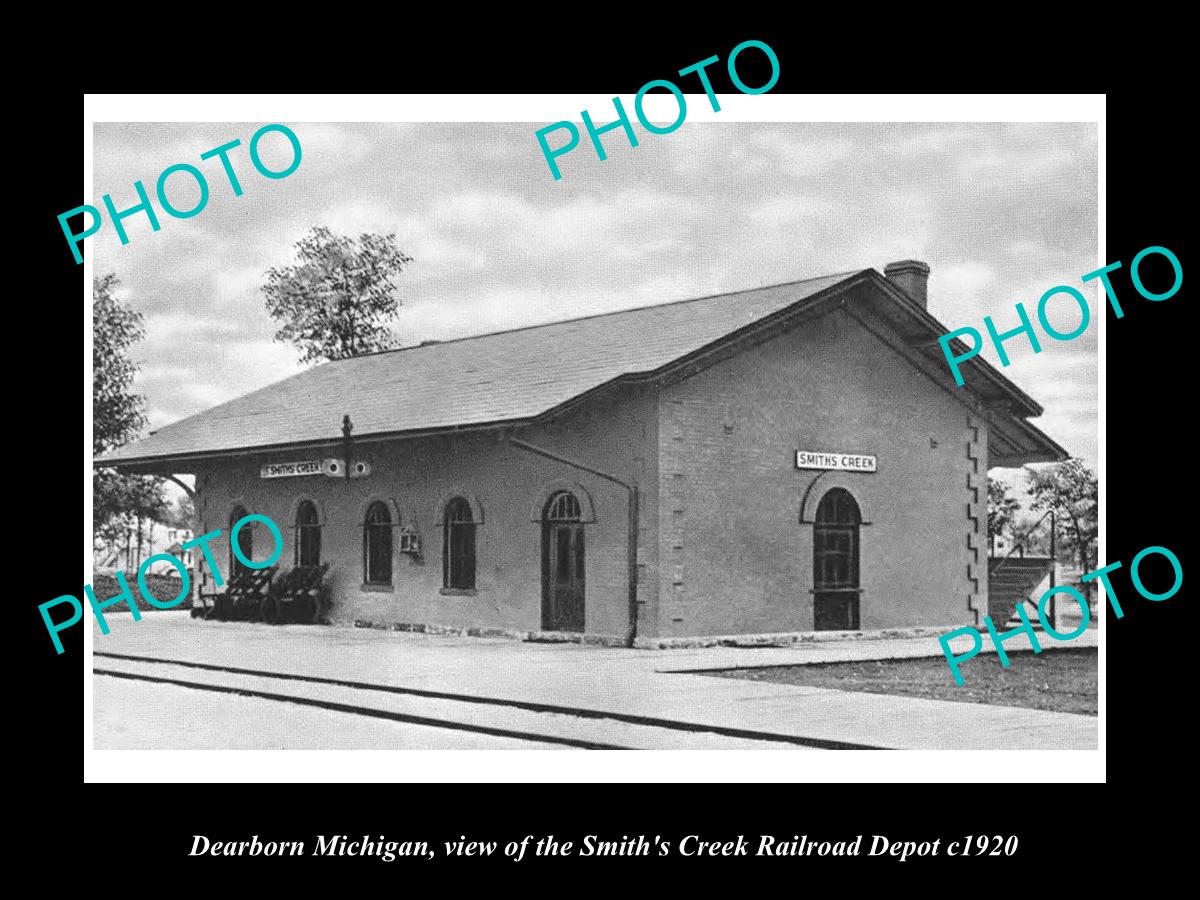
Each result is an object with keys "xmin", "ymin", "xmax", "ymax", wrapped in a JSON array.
[{"xmin": 703, "ymin": 647, "xmax": 1097, "ymax": 716}]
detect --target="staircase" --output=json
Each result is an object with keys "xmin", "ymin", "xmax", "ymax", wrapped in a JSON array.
[{"xmin": 987, "ymin": 556, "xmax": 1054, "ymax": 626}]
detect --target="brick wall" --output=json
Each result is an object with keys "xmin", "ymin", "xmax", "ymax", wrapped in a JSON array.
[
  {"xmin": 192, "ymin": 302, "xmax": 991, "ymax": 639},
  {"xmin": 194, "ymin": 386, "xmax": 657, "ymax": 638},
  {"xmin": 655, "ymin": 304, "xmax": 982, "ymax": 636},
  {"xmin": 966, "ymin": 412, "xmax": 989, "ymax": 625}
]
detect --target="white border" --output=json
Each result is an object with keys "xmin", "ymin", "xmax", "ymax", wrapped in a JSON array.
[
  {"xmin": 1095, "ymin": 113, "xmax": 1107, "ymax": 757},
  {"xmin": 84, "ymin": 94, "xmax": 95, "ymax": 763},
  {"xmin": 83, "ymin": 93, "xmax": 1105, "ymax": 784}
]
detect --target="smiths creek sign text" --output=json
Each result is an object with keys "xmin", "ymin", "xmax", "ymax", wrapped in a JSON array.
[{"xmin": 795, "ymin": 450, "xmax": 877, "ymax": 473}]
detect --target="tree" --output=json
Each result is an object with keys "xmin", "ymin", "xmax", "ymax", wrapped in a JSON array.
[
  {"xmin": 987, "ymin": 478, "xmax": 1021, "ymax": 555},
  {"xmin": 1011, "ymin": 513, "xmax": 1050, "ymax": 556},
  {"xmin": 94, "ymin": 274, "xmax": 165, "ymax": 549},
  {"xmin": 94, "ymin": 470, "xmax": 166, "ymax": 549},
  {"xmin": 94, "ymin": 273, "xmax": 146, "ymax": 455},
  {"xmin": 165, "ymin": 492, "xmax": 195, "ymax": 530},
  {"xmin": 1025, "ymin": 459, "xmax": 1098, "ymax": 573},
  {"xmin": 262, "ymin": 227, "xmax": 414, "ymax": 364}
]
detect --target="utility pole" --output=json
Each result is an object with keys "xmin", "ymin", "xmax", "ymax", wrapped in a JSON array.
[
  {"xmin": 164, "ymin": 474, "xmax": 199, "ymax": 609},
  {"xmin": 1048, "ymin": 509, "xmax": 1057, "ymax": 630}
]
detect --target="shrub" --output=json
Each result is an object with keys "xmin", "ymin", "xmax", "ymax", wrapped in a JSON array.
[{"xmin": 92, "ymin": 571, "xmax": 193, "ymax": 611}]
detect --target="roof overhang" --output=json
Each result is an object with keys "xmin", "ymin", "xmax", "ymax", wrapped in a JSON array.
[
  {"xmin": 857, "ymin": 270, "xmax": 1045, "ymax": 418},
  {"xmin": 987, "ymin": 413, "xmax": 1070, "ymax": 467},
  {"xmin": 852, "ymin": 272, "xmax": 1068, "ymax": 466},
  {"xmin": 94, "ymin": 416, "xmax": 537, "ymax": 474},
  {"xmin": 95, "ymin": 269, "xmax": 1070, "ymax": 472}
]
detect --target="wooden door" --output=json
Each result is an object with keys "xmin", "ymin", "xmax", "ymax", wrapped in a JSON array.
[
  {"xmin": 543, "ymin": 521, "xmax": 585, "ymax": 632},
  {"xmin": 813, "ymin": 489, "xmax": 862, "ymax": 631}
]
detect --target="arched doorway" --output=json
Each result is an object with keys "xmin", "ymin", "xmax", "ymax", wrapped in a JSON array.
[
  {"xmin": 542, "ymin": 490, "xmax": 585, "ymax": 632},
  {"xmin": 442, "ymin": 496, "xmax": 477, "ymax": 590},
  {"xmin": 813, "ymin": 488, "xmax": 862, "ymax": 630}
]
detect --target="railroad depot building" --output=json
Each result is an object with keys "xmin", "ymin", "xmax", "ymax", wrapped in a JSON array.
[{"xmin": 97, "ymin": 262, "xmax": 1066, "ymax": 643}]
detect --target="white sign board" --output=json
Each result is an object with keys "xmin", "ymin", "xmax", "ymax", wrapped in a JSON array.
[
  {"xmin": 796, "ymin": 450, "xmax": 877, "ymax": 473},
  {"xmin": 260, "ymin": 460, "xmax": 323, "ymax": 479}
]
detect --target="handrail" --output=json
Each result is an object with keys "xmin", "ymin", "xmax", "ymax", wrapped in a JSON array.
[{"xmin": 990, "ymin": 508, "xmax": 1054, "ymax": 575}]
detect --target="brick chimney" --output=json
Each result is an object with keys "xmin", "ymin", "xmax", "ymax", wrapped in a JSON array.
[{"xmin": 884, "ymin": 259, "xmax": 931, "ymax": 309}]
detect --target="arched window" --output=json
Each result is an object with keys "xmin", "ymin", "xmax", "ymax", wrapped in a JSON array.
[
  {"xmin": 813, "ymin": 488, "xmax": 862, "ymax": 630},
  {"xmin": 443, "ymin": 496, "xmax": 476, "ymax": 590},
  {"xmin": 295, "ymin": 500, "xmax": 321, "ymax": 567},
  {"xmin": 363, "ymin": 501, "xmax": 393, "ymax": 586},
  {"xmin": 545, "ymin": 490, "xmax": 582, "ymax": 522},
  {"xmin": 230, "ymin": 506, "xmax": 252, "ymax": 577}
]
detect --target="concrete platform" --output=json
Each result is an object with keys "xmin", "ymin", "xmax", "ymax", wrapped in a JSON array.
[{"xmin": 91, "ymin": 614, "xmax": 1098, "ymax": 750}]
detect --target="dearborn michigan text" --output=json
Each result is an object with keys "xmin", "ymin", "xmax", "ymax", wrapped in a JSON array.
[{"xmin": 190, "ymin": 832, "xmax": 1016, "ymax": 862}]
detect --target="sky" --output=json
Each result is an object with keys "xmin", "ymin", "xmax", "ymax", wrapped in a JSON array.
[{"xmin": 92, "ymin": 120, "xmax": 1098, "ymax": 483}]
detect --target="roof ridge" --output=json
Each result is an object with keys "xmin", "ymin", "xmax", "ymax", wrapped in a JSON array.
[
  {"xmin": 347, "ymin": 269, "xmax": 865, "ymax": 362},
  {"xmin": 109, "ymin": 268, "xmax": 863, "ymax": 455}
]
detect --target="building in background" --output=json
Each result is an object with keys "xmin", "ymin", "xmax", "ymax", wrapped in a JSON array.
[
  {"xmin": 95, "ymin": 520, "xmax": 193, "ymax": 576},
  {"xmin": 95, "ymin": 263, "xmax": 1065, "ymax": 642}
]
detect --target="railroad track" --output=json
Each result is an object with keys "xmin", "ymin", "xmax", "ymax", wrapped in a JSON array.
[{"xmin": 94, "ymin": 652, "xmax": 885, "ymax": 751}]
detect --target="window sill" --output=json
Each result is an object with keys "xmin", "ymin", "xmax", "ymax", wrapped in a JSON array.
[
  {"xmin": 439, "ymin": 588, "xmax": 477, "ymax": 597},
  {"xmin": 361, "ymin": 583, "xmax": 394, "ymax": 593}
]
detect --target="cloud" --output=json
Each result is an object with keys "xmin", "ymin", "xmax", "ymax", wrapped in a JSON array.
[
  {"xmin": 146, "ymin": 405, "xmax": 182, "ymax": 429},
  {"xmin": 94, "ymin": 121, "xmax": 1098, "ymax": 469},
  {"xmin": 1007, "ymin": 239, "xmax": 1047, "ymax": 258},
  {"xmin": 144, "ymin": 312, "xmax": 241, "ymax": 344},
  {"xmin": 137, "ymin": 364, "xmax": 193, "ymax": 382},
  {"xmin": 747, "ymin": 196, "xmax": 839, "ymax": 227},
  {"xmin": 956, "ymin": 146, "xmax": 1078, "ymax": 181},
  {"xmin": 401, "ymin": 233, "xmax": 481, "ymax": 268},
  {"xmin": 289, "ymin": 123, "xmax": 372, "ymax": 168},
  {"xmin": 183, "ymin": 381, "xmax": 239, "ymax": 407},
  {"xmin": 309, "ymin": 200, "xmax": 405, "ymax": 239},
  {"xmin": 937, "ymin": 261, "xmax": 998, "ymax": 299},
  {"xmin": 747, "ymin": 133, "xmax": 856, "ymax": 177},
  {"xmin": 211, "ymin": 265, "xmax": 269, "ymax": 305}
]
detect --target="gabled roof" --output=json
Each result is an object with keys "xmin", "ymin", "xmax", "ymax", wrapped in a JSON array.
[{"xmin": 97, "ymin": 269, "xmax": 1068, "ymax": 468}]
